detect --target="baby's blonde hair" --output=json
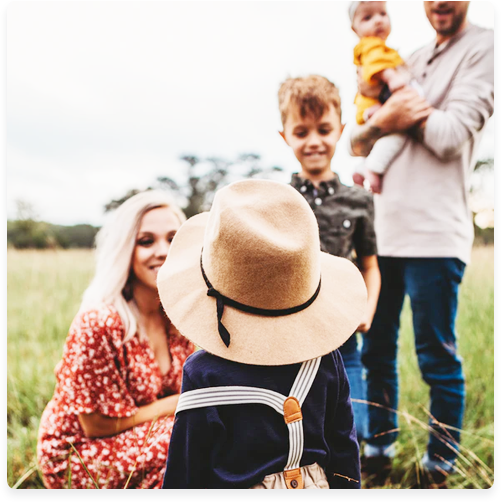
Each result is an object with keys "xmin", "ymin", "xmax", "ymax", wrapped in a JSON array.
[{"xmin": 278, "ymin": 75, "xmax": 342, "ymax": 127}]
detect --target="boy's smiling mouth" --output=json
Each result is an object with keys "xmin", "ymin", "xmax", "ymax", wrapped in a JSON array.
[{"xmin": 305, "ymin": 151, "xmax": 326, "ymax": 157}]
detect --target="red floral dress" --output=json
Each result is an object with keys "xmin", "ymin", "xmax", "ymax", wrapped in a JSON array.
[{"xmin": 37, "ymin": 305, "xmax": 194, "ymax": 489}]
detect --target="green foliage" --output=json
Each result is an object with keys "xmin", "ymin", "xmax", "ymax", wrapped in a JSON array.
[
  {"xmin": 104, "ymin": 188, "xmax": 147, "ymax": 212},
  {"xmin": 474, "ymin": 225, "xmax": 494, "ymax": 246},
  {"xmin": 7, "ymin": 220, "xmax": 99, "ymax": 249},
  {"xmin": 52, "ymin": 224, "xmax": 100, "ymax": 249},
  {"xmin": 106, "ymin": 153, "xmax": 284, "ymax": 218},
  {"xmin": 6, "ymin": 247, "xmax": 494, "ymax": 489}
]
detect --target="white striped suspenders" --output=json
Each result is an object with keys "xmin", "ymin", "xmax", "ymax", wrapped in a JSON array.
[{"xmin": 175, "ymin": 356, "xmax": 322, "ymax": 489}]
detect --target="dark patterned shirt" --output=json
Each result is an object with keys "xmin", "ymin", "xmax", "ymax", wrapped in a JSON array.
[{"xmin": 290, "ymin": 173, "xmax": 377, "ymax": 263}]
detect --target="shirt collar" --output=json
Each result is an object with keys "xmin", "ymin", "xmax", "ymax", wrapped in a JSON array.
[
  {"xmin": 291, "ymin": 172, "xmax": 342, "ymax": 193},
  {"xmin": 427, "ymin": 22, "xmax": 473, "ymax": 64}
]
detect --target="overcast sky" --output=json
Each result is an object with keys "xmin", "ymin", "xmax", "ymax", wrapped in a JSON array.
[{"xmin": 6, "ymin": 0, "xmax": 496, "ymax": 226}]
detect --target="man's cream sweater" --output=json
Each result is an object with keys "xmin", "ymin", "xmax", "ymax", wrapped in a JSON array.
[{"xmin": 373, "ymin": 24, "xmax": 494, "ymax": 265}]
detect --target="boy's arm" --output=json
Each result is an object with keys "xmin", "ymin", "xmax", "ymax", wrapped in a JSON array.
[
  {"xmin": 352, "ymin": 195, "xmax": 380, "ymax": 332},
  {"xmin": 357, "ymin": 255, "xmax": 381, "ymax": 333}
]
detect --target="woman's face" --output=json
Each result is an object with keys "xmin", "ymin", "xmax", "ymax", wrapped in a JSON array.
[{"xmin": 131, "ymin": 206, "xmax": 182, "ymax": 292}]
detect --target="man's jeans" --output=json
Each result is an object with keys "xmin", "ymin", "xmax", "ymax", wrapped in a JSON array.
[
  {"xmin": 361, "ymin": 257, "xmax": 466, "ymax": 472},
  {"xmin": 339, "ymin": 333, "xmax": 368, "ymax": 444}
]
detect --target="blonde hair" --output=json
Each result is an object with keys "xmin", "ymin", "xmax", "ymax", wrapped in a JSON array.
[
  {"xmin": 278, "ymin": 75, "xmax": 342, "ymax": 127},
  {"xmin": 80, "ymin": 190, "xmax": 186, "ymax": 342}
]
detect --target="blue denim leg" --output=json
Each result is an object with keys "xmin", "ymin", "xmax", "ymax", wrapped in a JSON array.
[
  {"xmin": 339, "ymin": 333, "xmax": 368, "ymax": 443},
  {"xmin": 361, "ymin": 257, "xmax": 406, "ymax": 450},
  {"xmin": 404, "ymin": 258, "xmax": 466, "ymax": 468}
]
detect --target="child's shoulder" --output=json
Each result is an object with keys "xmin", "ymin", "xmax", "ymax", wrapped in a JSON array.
[{"xmin": 182, "ymin": 350, "xmax": 242, "ymax": 387}]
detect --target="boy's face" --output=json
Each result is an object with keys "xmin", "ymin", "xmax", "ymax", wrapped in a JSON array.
[
  {"xmin": 352, "ymin": 1, "xmax": 391, "ymax": 40},
  {"xmin": 280, "ymin": 104, "xmax": 344, "ymax": 178}
]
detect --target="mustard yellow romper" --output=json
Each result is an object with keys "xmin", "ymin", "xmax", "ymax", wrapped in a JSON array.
[{"xmin": 353, "ymin": 36, "xmax": 405, "ymax": 124}]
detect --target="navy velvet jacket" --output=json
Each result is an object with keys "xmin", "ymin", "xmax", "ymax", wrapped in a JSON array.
[{"xmin": 162, "ymin": 349, "xmax": 360, "ymax": 489}]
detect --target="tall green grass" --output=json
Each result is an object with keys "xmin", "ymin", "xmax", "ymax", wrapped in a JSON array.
[{"xmin": 7, "ymin": 247, "xmax": 494, "ymax": 488}]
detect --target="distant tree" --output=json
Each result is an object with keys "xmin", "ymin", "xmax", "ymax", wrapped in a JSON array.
[
  {"xmin": 7, "ymin": 200, "xmax": 50, "ymax": 249},
  {"xmin": 470, "ymin": 158, "xmax": 494, "ymax": 245},
  {"xmin": 7, "ymin": 199, "xmax": 100, "ymax": 249},
  {"xmin": 104, "ymin": 188, "xmax": 150, "ymax": 213},
  {"xmin": 105, "ymin": 153, "xmax": 284, "ymax": 218},
  {"xmin": 473, "ymin": 158, "xmax": 494, "ymax": 173},
  {"xmin": 52, "ymin": 224, "xmax": 100, "ymax": 249}
]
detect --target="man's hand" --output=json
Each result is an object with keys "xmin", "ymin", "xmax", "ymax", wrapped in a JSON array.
[
  {"xmin": 350, "ymin": 86, "xmax": 433, "ymax": 158},
  {"xmin": 371, "ymin": 86, "xmax": 433, "ymax": 134}
]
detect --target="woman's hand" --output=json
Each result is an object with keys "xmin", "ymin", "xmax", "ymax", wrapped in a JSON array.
[{"xmin": 78, "ymin": 393, "xmax": 180, "ymax": 438}]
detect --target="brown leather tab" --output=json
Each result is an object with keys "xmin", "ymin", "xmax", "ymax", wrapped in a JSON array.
[
  {"xmin": 283, "ymin": 396, "xmax": 302, "ymax": 424},
  {"xmin": 284, "ymin": 468, "xmax": 304, "ymax": 489}
]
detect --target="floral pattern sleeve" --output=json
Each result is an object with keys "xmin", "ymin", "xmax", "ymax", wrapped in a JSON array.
[{"xmin": 57, "ymin": 307, "xmax": 138, "ymax": 418}]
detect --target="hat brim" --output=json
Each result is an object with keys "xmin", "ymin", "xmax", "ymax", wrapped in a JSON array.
[{"xmin": 157, "ymin": 212, "xmax": 367, "ymax": 366}]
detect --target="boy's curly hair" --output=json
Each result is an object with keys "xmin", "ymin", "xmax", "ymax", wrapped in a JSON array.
[{"xmin": 278, "ymin": 75, "xmax": 342, "ymax": 127}]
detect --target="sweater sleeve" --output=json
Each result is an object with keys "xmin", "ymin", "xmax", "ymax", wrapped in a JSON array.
[
  {"xmin": 325, "ymin": 351, "xmax": 361, "ymax": 489},
  {"xmin": 162, "ymin": 360, "xmax": 213, "ymax": 488},
  {"xmin": 423, "ymin": 31, "xmax": 494, "ymax": 161}
]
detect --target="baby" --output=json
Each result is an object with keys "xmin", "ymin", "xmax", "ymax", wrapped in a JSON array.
[{"xmin": 350, "ymin": 1, "xmax": 423, "ymax": 193}]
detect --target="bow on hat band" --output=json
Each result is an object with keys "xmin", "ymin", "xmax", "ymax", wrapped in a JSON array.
[{"xmin": 200, "ymin": 253, "xmax": 322, "ymax": 348}]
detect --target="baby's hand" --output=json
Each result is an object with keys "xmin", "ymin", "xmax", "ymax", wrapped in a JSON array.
[
  {"xmin": 380, "ymin": 68, "xmax": 408, "ymax": 93},
  {"xmin": 387, "ymin": 74, "xmax": 408, "ymax": 93}
]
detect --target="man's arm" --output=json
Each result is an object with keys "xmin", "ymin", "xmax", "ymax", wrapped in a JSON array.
[
  {"xmin": 350, "ymin": 87, "xmax": 432, "ymax": 157},
  {"xmin": 410, "ymin": 32, "xmax": 494, "ymax": 160}
]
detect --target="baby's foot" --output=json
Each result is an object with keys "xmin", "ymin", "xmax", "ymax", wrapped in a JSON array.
[
  {"xmin": 352, "ymin": 172, "xmax": 365, "ymax": 187},
  {"xmin": 367, "ymin": 171, "xmax": 383, "ymax": 194}
]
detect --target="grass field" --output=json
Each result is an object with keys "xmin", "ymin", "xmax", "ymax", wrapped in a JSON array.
[{"xmin": 7, "ymin": 247, "xmax": 494, "ymax": 489}]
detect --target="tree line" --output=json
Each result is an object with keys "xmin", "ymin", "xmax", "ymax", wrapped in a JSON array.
[
  {"xmin": 7, "ymin": 155, "xmax": 494, "ymax": 249},
  {"xmin": 8, "ymin": 153, "xmax": 284, "ymax": 249}
]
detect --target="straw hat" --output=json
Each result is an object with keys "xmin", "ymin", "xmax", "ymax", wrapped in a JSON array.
[{"xmin": 157, "ymin": 179, "xmax": 367, "ymax": 366}]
